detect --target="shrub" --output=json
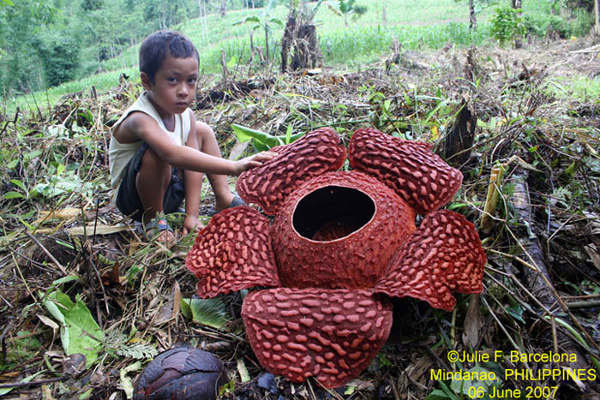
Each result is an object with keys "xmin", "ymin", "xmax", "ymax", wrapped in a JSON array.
[{"xmin": 490, "ymin": 6, "xmax": 526, "ymax": 45}]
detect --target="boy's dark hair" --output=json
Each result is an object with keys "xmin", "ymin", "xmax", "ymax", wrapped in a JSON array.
[{"xmin": 139, "ymin": 30, "xmax": 199, "ymax": 82}]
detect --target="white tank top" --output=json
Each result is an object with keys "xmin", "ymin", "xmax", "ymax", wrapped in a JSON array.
[{"xmin": 109, "ymin": 92, "xmax": 193, "ymax": 189}]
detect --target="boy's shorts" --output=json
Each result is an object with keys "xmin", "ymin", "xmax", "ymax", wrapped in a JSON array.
[{"xmin": 116, "ymin": 143, "xmax": 185, "ymax": 222}]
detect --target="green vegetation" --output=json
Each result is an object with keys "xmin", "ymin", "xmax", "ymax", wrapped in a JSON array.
[
  {"xmin": 1, "ymin": 0, "xmax": 594, "ymax": 115},
  {"xmin": 490, "ymin": 6, "xmax": 527, "ymax": 44}
]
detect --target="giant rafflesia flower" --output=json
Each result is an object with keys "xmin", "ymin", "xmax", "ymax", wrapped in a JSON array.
[{"xmin": 186, "ymin": 127, "xmax": 486, "ymax": 388}]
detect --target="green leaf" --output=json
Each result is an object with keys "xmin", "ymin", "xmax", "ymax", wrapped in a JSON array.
[
  {"xmin": 234, "ymin": 15, "xmax": 261, "ymax": 26},
  {"xmin": 9, "ymin": 179, "xmax": 26, "ymax": 191},
  {"xmin": 0, "ymin": 371, "xmax": 43, "ymax": 396},
  {"xmin": 180, "ymin": 298, "xmax": 230, "ymax": 329},
  {"xmin": 285, "ymin": 124, "xmax": 293, "ymax": 144},
  {"xmin": 120, "ymin": 361, "xmax": 142, "ymax": 400},
  {"xmin": 3, "ymin": 191, "xmax": 24, "ymax": 199},
  {"xmin": 50, "ymin": 275, "xmax": 80, "ymax": 288},
  {"xmin": 231, "ymin": 124, "xmax": 280, "ymax": 149},
  {"xmin": 269, "ymin": 17, "xmax": 284, "ymax": 27},
  {"xmin": 425, "ymin": 389, "xmax": 453, "ymax": 400},
  {"xmin": 449, "ymin": 366, "xmax": 500, "ymax": 396},
  {"xmin": 232, "ymin": 124, "xmax": 305, "ymax": 151},
  {"xmin": 564, "ymin": 161, "xmax": 576, "ymax": 178},
  {"xmin": 506, "ymin": 304, "xmax": 525, "ymax": 323},
  {"xmin": 43, "ymin": 290, "xmax": 104, "ymax": 367}
]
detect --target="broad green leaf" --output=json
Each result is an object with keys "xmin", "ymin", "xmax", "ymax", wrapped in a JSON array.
[
  {"xmin": 180, "ymin": 298, "xmax": 230, "ymax": 330},
  {"xmin": 3, "ymin": 191, "xmax": 24, "ymax": 199},
  {"xmin": 43, "ymin": 290, "xmax": 104, "ymax": 367},
  {"xmin": 43, "ymin": 299, "xmax": 67, "ymax": 324},
  {"xmin": 231, "ymin": 124, "xmax": 304, "ymax": 151}
]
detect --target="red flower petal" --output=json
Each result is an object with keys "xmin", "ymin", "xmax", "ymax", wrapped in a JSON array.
[
  {"xmin": 272, "ymin": 171, "xmax": 416, "ymax": 289},
  {"xmin": 185, "ymin": 207, "xmax": 280, "ymax": 297},
  {"xmin": 348, "ymin": 128, "xmax": 463, "ymax": 214},
  {"xmin": 242, "ymin": 288, "xmax": 393, "ymax": 388},
  {"xmin": 375, "ymin": 210, "xmax": 486, "ymax": 311},
  {"xmin": 236, "ymin": 127, "xmax": 347, "ymax": 215}
]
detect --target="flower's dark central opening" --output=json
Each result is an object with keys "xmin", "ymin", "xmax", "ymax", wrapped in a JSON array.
[{"xmin": 293, "ymin": 185, "xmax": 376, "ymax": 241}]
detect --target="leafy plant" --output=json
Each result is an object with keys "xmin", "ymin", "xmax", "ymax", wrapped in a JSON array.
[
  {"xmin": 327, "ymin": 0, "xmax": 368, "ymax": 26},
  {"xmin": 104, "ymin": 332, "xmax": 158, "ymax": 359},
  {"xmin": 0, "ymin": 330, "xmax": 41, "ymax": 372},
  {"xmin": 180, "ymin": 297, "xmax": 231, "ymax": 329},
  {"xmin": 490, "ymin": 6, "xmax": 526, "ymax": 45},
  {"xmin": 233, "ymin": 0, "xmax": 283, "ymax": 63},
  {"xmin": 231, "ymin": 124, "xmax": 304, "ymax": 151},
  {"xmin": 43, "ymin": 290, "xmax": 104, "ymax": 366}
]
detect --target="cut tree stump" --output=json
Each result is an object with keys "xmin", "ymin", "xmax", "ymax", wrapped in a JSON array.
[{"xmin": 443, "ymin": 96, "xmax": 477, "ymax": 167}]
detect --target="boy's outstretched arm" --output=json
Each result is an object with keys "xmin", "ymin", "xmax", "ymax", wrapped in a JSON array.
[{"xmin": 131, "ymin": 114, "xmax": 275, "ymax": 175}]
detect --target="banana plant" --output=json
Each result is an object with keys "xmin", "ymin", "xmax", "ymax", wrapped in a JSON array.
[
  {"xmin": 327, "ymin": 0, "xmax": 368, "ymax": 27},
  {"xmin": 233, "ymin": 0, "xmax": 283, "ymax": 63}
]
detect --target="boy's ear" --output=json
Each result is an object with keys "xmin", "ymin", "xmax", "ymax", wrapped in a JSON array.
[{"xmin": 140, "ymin": 72, "xmax": 152, "ymax": 90}]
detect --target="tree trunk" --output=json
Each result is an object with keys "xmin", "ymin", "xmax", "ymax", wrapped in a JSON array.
[
  {"xmin": 198, "ymin": 0, "xmax": 208, "ymax": 42},
  {"xmin": 291, "ymin": 24, "xmax": 321, "ymax": 70},
  {"xmin": 220, "ymin": 0, "xmax": 227, "ymax": 17},
  {"xmin": 281, "ymin": 8, "xmax": 298, "ymax": 72},
  {"xmin": 469, "ymin": 0, "xmax": 476, "ymax": 30},
  {"xmin": 512, "ymin": 0, "xmax": 523, "ymax": 48},
  {"xmin": 595, "ymin": 0, "xmax": 600, "ymax": 34},
  {"xmin": 381, "ymin": 0, "xmax": 387, "ymax": 25},
  {"xmin": 265, "ymin": 27, "xmax": 270, "ymax": 64}
]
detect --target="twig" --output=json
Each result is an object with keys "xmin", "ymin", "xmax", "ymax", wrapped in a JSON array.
[
  {"xmin": 11, "ymin": 253, "xmax": 35, "ymax": 301},
  {"xmin": 0, "ymin": 107, "xmax": 19, "ymax": 137},
  {"xmin": 510, "ymin": 172, "xmax": 600, "ymax": 356},
  {"xmin": 0, "ymin": 320, "xmax": 14, "ymax": 364},
  {"xmin": 0, "ymin": 377, "xmax": 66, "ymax": 389},
  {"xmin": 480, "ymin": 296, "xmax": 521, "ymax": 351},
  {"xmin": 569, "ymin": 44, "xmax": 600, "ymax": 54},
  {"xmin": 565, "ymin": 300, "xmax": 600, "ymax": 309},
  {"xmin": 486, "ymin": 248, "xmax": 538, "ymax": 272},
  {"xmin": 24, "ymin": 231, "xmax": 69, "ymax": 275}
]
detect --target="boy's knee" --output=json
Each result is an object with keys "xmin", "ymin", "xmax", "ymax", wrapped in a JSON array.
[
  {"xmin": 195, "ymin": 121, "xmax": 215, "ymax": 140},
  {"xmin": 140, "ymin": 147, "xmax": 171, "ymax": 177}
]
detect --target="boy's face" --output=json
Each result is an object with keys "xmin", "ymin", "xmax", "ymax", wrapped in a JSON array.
[{"xmin": 142, "ymin": 55, "xmax": 199, "ymax": 116}]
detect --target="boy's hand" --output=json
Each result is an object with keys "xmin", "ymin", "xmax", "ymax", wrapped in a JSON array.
[
  {"xmin": 183, "ymin": 215, "xmax": 203, "ymax": 236},
  {"xmin": 233, "ymin": 151, "xmax": 277, "ymax": 175}
]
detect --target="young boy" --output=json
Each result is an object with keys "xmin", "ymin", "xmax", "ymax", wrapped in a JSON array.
[{"xmin": 109, "ymin": 30, "xmax": 274, "ymax": 243}]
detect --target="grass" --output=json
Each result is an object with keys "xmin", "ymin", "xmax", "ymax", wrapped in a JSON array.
[
  {"xmin": 1, "ymin": 0, "xmax": 591, "ymax": 115},
  {"xmin": 547, "ymin": 75, "xmax": 600, "ymax": 103}
]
